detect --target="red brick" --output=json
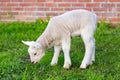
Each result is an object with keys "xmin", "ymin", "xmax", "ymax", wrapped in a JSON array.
[
  {"xmin": 19, "ymin": 3, "xmax": 34, "ymax": 6},
  {"xmin": 0, "ymin": 3, "xmax": 6, "ymax": 6},
  {"xmin": 72, "ymin": 3, "xmax": 84, "ymax": 7},
  {"xmin": 0, "ymin": 7, "xmax": 12, "ymax": 10},
  {"xmin": 45, "ymin": 3, "xmax": 56, "ymax": 7},
  {"xmin": 108, "ymin": 7, "xmax": 117, "ymax": 12},
  {"xmin": 38, "ymin": 8, "xmax": 49, "ymax": 10},
  {"xmin": 118, "ymin": 13, "xmax": 120, "ymax": 16},
  {"xmin": 35, "ymin": 3, "xmax": 44, "ymax": 6},
  {"xmin": 0, "ymin": 16, "xmax": 10, "ymax": 19},
  {"xmin": 109, "ymin": 0, "xmax": 120, "ymax": 2},
  {"xmin": 64, "ymin": 8, "xmax": 76, "ymax": 11},
  {"xmin": 54, "ymin": 0, "xmax": 63, "ymax": 2},
  {"xmin": 63, "ymin": 0, "xmax": 77, "ymax": 2},
  {"xmin": 13, "ymin": 7, "xmax": 24, "ymax": 11},
  {"xmin": 11, "ymin": 0, "xmax": 23, "ymax": 2},
  {"xmin": 37, "ymin": 0, "xmax": 46, "ymax": 2},
  {"xmin": 47, "ymin": 12, "xmax": 58, "ymax": 16},
  {"xmin": 86, "ymin": 3, "xmax": 99, "ymax": 7},
  {"xmin": 24, "ymin": 0, "xmax": 36, "ymax": 2},
  {"xmin": 36, "ymin": 12, "xmax": 46, "ymax": 16},
  {"xmin": 47, "ymin": 0, "xmax": 53, "ymax": 2},
  {"xmin": 58, "ymin": 3, "xmax": 71, "ymax": 7},
  {"xmin": 7, "ymin": 3, "xmax": 19, "ymax": 6},
  {"xmin": 0, "ymin": 12, "xmax": 7, "ymax": 15},
  {"xmin": 64, "ymin": 7, "xmax": 91, "ymax": 11},
  {"xmin": 51, "ymin": 7, "xmax": 64, "ymax": 11},
  {"xmin": 93, "ymin": 8, "xmax": 107, "ymax": 12},
  {"xmin": 8, "ymin": 12, "xmax": 19, "ymax": 15},
  {"xmin": 19, "ymin": 12, "xmax": 32, "ymax": 15},
  {"xmin": 78, "ymin": 0, "xmax": 91, "ymax": 2},
  {"xmin": 109, "ymin": 18, "xmax": 120, "ymax": 22},
  {"xmin": 24, "ymin": 7, "xmax": 36, "ymax": 11},
  {"xmin": 102, "ymin": 13, "xmax": 117, "ymax": 17},
  {"xmin": 81, "ymin": 8, "xmax": 91, "ymax": 11},
  {"xmin": 117, "ymin": 8, "xmax": 120, "ymax": 11},
  {"xmin": 117, "ymin": 4, "xmax": 120, "ymax": 7},
  {"xmin": 0, "ymin": 0, "xmax": 10, "ymax": 2},
  {"xmin": 94, "ymin": 0, "xmax": 108, "ymax": 2},
  {"xmin": 101, "ymin": 3, "xmax": 115, "ymax": 8}
]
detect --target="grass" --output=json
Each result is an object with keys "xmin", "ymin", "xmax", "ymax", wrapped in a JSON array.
[{"xmin": 0, "ymin": 20, "xmax": 120, "ymax": 80}]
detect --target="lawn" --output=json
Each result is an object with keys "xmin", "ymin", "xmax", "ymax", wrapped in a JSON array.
[{"xmin": 0, "ymin": 20, "xmax": 120, "ymax": 80}]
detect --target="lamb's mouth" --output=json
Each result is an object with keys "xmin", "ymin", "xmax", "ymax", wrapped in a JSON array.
[{"xmin": 31, "ymin": 61, "xmax": 38, "ymax": 64}]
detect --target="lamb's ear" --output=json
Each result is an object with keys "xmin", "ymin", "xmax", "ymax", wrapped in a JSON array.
[{"xmin": 22, "ymin": 40, "xmax": 35, "ymax": 46}]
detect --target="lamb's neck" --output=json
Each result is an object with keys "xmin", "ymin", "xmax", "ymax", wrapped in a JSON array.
[{"xmin": 36, "ymin": 31, "xmax": 53, "ymax": 50}]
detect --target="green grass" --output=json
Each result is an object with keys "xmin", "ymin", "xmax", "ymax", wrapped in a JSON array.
[{"xmin": 0, "ymin": 20, "xmax": 120, "ymax": 80}]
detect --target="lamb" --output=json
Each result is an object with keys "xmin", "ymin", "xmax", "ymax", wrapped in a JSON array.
[{"xmin": 22, "ymin": 9, "xmax": 97, "ymax": 69}]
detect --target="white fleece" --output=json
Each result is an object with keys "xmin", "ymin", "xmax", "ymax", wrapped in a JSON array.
[{"xmin": 24, "ymin": 9, "xmax": 97, "ymax": 69}]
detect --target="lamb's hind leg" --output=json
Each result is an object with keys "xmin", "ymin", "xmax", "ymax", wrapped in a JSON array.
[
  {"xmin": 91, "ymin": 38, "xmax": 95, "ymax": 64},
  {"xmin": 80, "ymin": 31, "xmax": 95, "ymax": 69},
  {"xmin": 51, "ymin": 45, "xmax": 61, "ymax": 66}
]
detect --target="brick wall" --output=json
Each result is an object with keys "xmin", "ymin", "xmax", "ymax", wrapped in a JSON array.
[{"xmin": 0, "ymin": 0, "xmax": 120, "ymax": 24}]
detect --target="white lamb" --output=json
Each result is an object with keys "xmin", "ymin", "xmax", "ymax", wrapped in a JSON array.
[{"xmin": 22, "ymin": 9, "xmax": 97, "ymax": 69}]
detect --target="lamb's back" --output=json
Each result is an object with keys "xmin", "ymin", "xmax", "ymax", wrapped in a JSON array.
[{"xmin": 52, "ymin": 10, "xmax": 97, "ymax": 33}]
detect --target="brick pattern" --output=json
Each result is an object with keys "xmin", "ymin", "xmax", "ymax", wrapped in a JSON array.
[{"xmin": 0, "ymin": 0, "xmax": 120, "ymax": 24}]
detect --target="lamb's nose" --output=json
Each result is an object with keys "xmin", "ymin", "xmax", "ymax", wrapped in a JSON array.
[{"xmin": 32, "ymin": 61, "xmax": 34, "ymax": 64}]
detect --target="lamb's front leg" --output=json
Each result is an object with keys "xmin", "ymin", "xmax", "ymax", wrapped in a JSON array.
[
  {"xmin": 62, "ymin": 37, "xmax": 71, "ymax": 69},
  {"xmin": 51, "ymin": 45, "xmax": 61, "ymax": 66}
]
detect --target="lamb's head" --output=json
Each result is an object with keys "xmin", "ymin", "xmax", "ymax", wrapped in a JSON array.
[{"xmin": 22, "ymin": 41, "xmax": 45, "ymax": 64}]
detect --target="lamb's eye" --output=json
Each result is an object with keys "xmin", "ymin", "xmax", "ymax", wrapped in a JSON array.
[{"xmin": 34, "ymin": 53, "xmax": 37, "ymax": 56}]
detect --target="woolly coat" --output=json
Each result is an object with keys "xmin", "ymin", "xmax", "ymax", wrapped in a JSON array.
[{"xmin": 36, "ymin": 9, "xmax": 97, "ymax": 49}]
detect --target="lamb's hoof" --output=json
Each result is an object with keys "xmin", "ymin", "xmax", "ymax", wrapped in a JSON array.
[
  {"xmin": 63, "ymin": 63, "xmax": 71, "ymax": 69},
  {"xmin": 80, "ymin": 64, "xmax": 87, "ymax": 69},
  {"xmin": 87, "ymin": 60, "xmax": 95, "ymax": 66},
  {"xmin": 50, "ymin": 62, "xmax": 57, "ymax": 66},
  {"xmin": 89, "ymin": 61, "xmax": 93, "ymax": 65},
  {"xmin": 80, "ymin": 68, "xmax": 86, "ymax": 70},
  {"xmin": 80, "ymin": 63, "xmax": 92, "ymax": 70}
]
